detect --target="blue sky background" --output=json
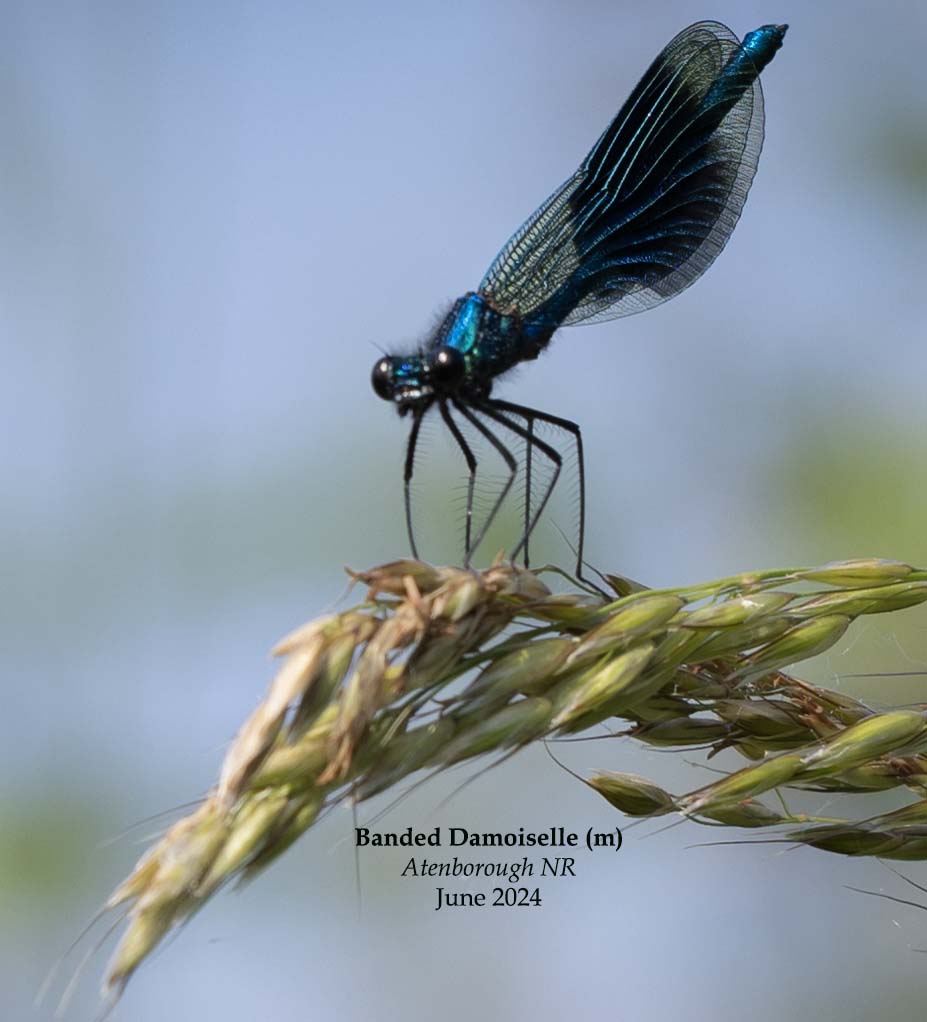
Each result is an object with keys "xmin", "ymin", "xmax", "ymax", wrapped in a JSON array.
[{"xmin": 4, "ymin": 2, "xmax": 927, "ymax": 1019}]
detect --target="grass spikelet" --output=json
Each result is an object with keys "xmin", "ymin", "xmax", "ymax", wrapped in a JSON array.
[{"xmin": 95, "ymin": 555, "xmax": 927, "ymax": 1002}]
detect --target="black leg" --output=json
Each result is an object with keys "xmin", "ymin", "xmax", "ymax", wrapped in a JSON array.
[
  {"xmin": 437, "ymin": 400, "xmax": 477, "ymax": 561},
  {"xmin": 473, "ymin": 400, "xmax": 561, "ymax": 567},
  {"xmin": 403, "ymin": 407, "xmax": 427, "ymax": 560},
  {"xmin": 452, "ymin": 398, "xmax": 517, "ymax": 565},
  {"xmin": 484, "ymin": 398, "xmax": 588, "ymax": 583},
  {"xmin": 524, "ymin": 416, "xmax": 534, "ymax": 569}
]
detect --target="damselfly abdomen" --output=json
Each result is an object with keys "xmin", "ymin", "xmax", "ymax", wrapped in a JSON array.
[{"xmin": 371, "ymin": 21, "xmax": 787, "ymax": 579}]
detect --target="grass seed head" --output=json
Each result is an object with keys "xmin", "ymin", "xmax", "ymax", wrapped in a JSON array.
[{"xmin": 97, "ymin": 556, "xmax": 927, "ymax": 1004}]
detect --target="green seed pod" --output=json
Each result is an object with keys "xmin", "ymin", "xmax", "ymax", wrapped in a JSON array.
[
  {"xmin": 875, "ymin": 832, "xmax": 927, "ymax": 861},
  {"xmin": 702, "ymin": 799, "xmax": 787, "ymax": 827},
  {"xmin": 587, "ymin": 771, "xmax": 675, "ymax": 816},
  {"xmin": 634, "ymin": 717, "xmax": 732, "ymax": 747},
  {"xmin": 105, "ymin": 903, "xmax": 182, "ymax": 996},
  {"xmin": 791, "ymin": 762, "xmax": 907, "ymax": 792},
  {"xmin": 682, "ymin": 591, "xmax": 793, "ymax": 629},
  {"xmin": 803, "ymin": 685, "xmax": 873, "ymax": 726},
  {"xmin": 528, "ymin": 594, "xmax": 607, "ymax": 627},
  {"xmin": 713, "ymin": 699, "xmax": 808, "ymax": 739},
  {"xmin": 600, "ymin": 573, "xmax": 648, "ymax": 597},
  {"xmin": 550, "ymin": 645, "xmax": 656, "ymax": 730},
  {"xmin": 794, "ymin": 581, "xmax": 927, "ymax": 618},
  {"xmin": 240, "ymin": 793, "xmax": 324, "ymax": 883},
  {"xmin": 681, "ymin": 752, "xmax": 805, "ymax": 814},
  {"xmin": 630, "ymin": 696, "xmax": 697, "ymax": 723},
  {"xmin": 648, "ymin": 628, "xmax": 711, "ymax": 669},
  {"xmin": 202, "ymin": 790, "xmax": 291, "ymax": 888},
  {"xmin": 744, "ymin": 614, "xmax": 851, "ymax": 675},
  {"xmin": 733, "ymin": 738, "xmax": 784, "ymax": 760},
  {"xmin": 869, "ymin": 582, "xmax": 927, "ymax": 612},
  {"xmin": 148, "ymin": 803, "xmax": 227, "ymax": 902},
  {"xmin": 694, "ymin": 616, "xmax": 792, "ymax": 660},
  {"xmin": 406, "ymin": 633, "xmax": 472, "ymax": 686},
  {"xmin": 565, "ymin": 594, "xmax": 684, "ymax": 667},
  {"xmin": 460, "ymin": 636, "xmax": 575, "ymax": 711},
  {"xmin": 799, "ymin": 710, "xmax": 927, "ymax": 777},
  {"xmin": 672, "ymin": 672, "xmax": 731, "ymax": 699},
  {"xmin": 800, "ymin": 559, "xmax": 913, "ymax": 587},
  {"xmin": 791, "ymin": 825, "xmax": 902, "ymax": 857},
  {"xmin": 249, "ymin": 734, "xmax": 330, "ymax": 790},
  {"xmin": 356, "ymin": 717, "xmax": 457, "ymax": 798},
  {"xmin": 441, "ymin": 697, "xmax": 553, "ymax": 765},
  {"xmin": 873, "ymin": 799, "xmax": 927, "ymax": 825}
]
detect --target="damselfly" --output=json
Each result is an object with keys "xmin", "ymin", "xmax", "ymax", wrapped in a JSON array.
[{"xmin": 371, "ymin": 21, "xmax": 787, "ymax": 579}]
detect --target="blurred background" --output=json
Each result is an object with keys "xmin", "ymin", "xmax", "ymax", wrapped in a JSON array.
[{"xmin": 3, "ymin": 0, "xmax": 926, "ymax": 1018}]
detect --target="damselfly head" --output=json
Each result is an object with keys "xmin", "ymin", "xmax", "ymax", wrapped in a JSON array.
[
  {"xmin": 371, "ymin": 354, "xmax": 429, "ymax": 409},
  {"xmin": 371, "ymin": 346, "xmax": 468, "ymax": 411},
  {"xmin": 370, "ymin": 356, "xmax": 399, "ymax": 401}
]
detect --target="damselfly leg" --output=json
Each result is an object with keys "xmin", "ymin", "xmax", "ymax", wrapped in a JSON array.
[
  {"xmin": 437, "ymin": 400, "xmax": 477, "ymax": 557},
  {"xmin": 524, "ymin": 417, "xmax": 534, "ymax": 567},
  {"xmin": 473, "ymin": 401, "xmax": 562, "ymax": 568},
  {"xmin": 403, "ymin": 406, "xmax": 428, "ymax": 560},
  {"xmin": 486, "ymin": 398, "xmax": 588, "ymax": 583},
  {"xmin": 451, "ymin": 398, "xmax": 518, "ymax": 567}
]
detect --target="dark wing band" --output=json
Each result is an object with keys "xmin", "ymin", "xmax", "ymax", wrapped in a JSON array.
[{"xmin": 479, "ymin": 21, "xmax": 785, "ymax": 328}]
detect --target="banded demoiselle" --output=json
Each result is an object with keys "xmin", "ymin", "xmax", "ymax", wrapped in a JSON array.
[{"xmin": 371, "ymin": 21, "xmax": 787, "ymax": 579}]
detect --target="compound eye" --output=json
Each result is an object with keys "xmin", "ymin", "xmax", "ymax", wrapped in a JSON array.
[
  {"xmin": 430, "ymin": 346, "xmax": 465, "ymax": 388},
  {"xmin": 371, "ymin": 358, "xmax": 394, "ymax": 400}
]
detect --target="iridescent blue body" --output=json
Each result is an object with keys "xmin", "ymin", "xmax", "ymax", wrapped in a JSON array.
[
  {"xmin": 386, "ymin": 293, "xmax": 552, "ymax": 405},
  {"xmin": 370, "ymin": 21, "xmax": 787, "ymax": 579}
]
